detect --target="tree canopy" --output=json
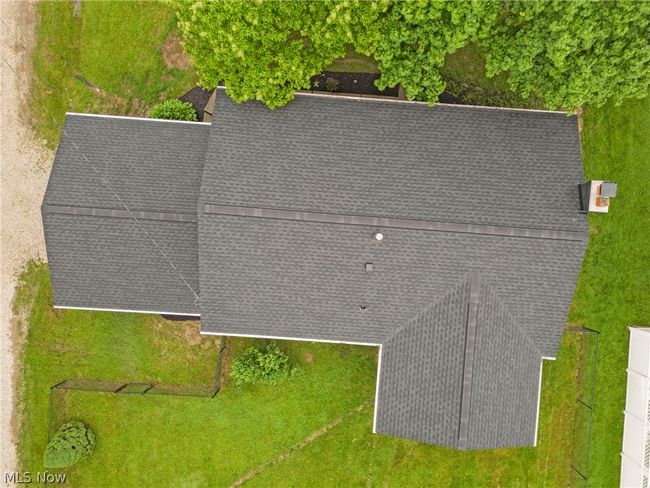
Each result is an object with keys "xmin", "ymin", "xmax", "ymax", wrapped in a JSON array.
[
  {"xmin": 479, "ymin": 0, "xmax": 650, "ymax": 109},
  {"xmin": 172, "ymin": 0, "xmax": 650, "ymax": 109},
  {"xmin": 367, "ymin": 1, "xmax": 500, "ymax": 104},
  {"xmin": 172, "ymin": 0, "xmax": 383, "ymax": 108}
]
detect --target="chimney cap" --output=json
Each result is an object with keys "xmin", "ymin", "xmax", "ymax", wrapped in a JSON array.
[{"xmin": 600, "ymin": 181, "xmax": 617, "ymax": 198}]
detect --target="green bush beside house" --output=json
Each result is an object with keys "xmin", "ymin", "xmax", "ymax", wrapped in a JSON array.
[
  {"xmin": 230, "ymin": 342, "xmax": 301, "ymax": 386},
  {"xmin": 149, "ymin": 99, "xmax": 197, "ymax": 121}
]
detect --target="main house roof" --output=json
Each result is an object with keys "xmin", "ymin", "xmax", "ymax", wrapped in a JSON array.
[{"xmin": 42, "ymin": 89, "xmax": 589, "ymax": 450}]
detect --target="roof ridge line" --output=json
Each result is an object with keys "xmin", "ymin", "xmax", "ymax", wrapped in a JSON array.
[
  {"xmin": 457, "ymin": 271, "xmax": 480, "ymax": 450},
  {"xmin": 456, "ymin": 275, "xmax": 542, "ymax": 450},
  {"xmin": 44, "ymin": 204, "xmax": 198, "ymax": 223},
  {"xmin": 200, "ymin": 203, "xmax": 589, "ymax": 242}
]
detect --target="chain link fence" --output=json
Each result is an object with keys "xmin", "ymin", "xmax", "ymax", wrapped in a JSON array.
[
  {"xmin": 48, "ymin": 338, "xmax": 225, "ymax": 439},
  {"xmin": 568, "ymin": 326, "xmax": 600, "ymax": 487}
]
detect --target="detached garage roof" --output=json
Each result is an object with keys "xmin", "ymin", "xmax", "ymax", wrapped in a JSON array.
[{"xmin": 42, "ymin": 89, "xmax": 589, "ymax": 449}]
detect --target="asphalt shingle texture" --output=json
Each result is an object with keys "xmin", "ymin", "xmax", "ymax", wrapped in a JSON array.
[
  {"xmin": 375, "ymin": 278, "xmax": 470, "ymax": 447},
  {"xmin": 196, "ymin": 91, "xmax": 588, "ymax": 448},
  {"xmin": 466, "ymin": 282, "xmax": 542, "ymax": 449},
  {"xmin": 44, "ymin": 114, "xmax": 209, "ymax": 214},
  {"xmin": 201, "ymin": 90, "xmax": 588, "ymax": 233},
  {"xmin": 43, "ymin": 214, "xmax": 200, "ymax": 314},
  {"xmin": 375, "ymin": 275, "xmax": 542, "ymax": 450},
  {"xmin": 42, "ymin": 114, "xmax": 209, "ymax": 314},
  {"xmin": 198, "ymin": 214, "xmax": 585, "ymax": 357}
]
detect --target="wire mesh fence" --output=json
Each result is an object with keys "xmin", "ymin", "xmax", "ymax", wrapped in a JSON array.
[
  {"xmin": 568, "ymin": 326, "xmax": 600, "ymax": 486},
  {"xmin": 48, "ymin": 338, "xmax": 225, "ymax": 439}
]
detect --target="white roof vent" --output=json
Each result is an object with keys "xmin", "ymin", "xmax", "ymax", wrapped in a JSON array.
[{"xmin": 374, "ymin": 232, "xmax": 384, "ymax": 241}]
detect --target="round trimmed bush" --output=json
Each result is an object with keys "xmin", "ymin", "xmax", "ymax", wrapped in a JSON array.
[
  {"xmin": 148, "ymin": 99, "xmax": 197, "ymax": 121},
  {"xmin": 43, "ymin": 421, "xmax": 96, "ymax": 468},
  {"xmin": 230, "ymin": 341, "xmax": 301, "ymax": 386}
]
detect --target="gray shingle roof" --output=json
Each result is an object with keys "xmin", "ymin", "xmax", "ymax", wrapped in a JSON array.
[
  {"xmin": 375, "ymin": 278, "xmax": 471, "ymax": 447},
  {"xmin": 375, "ymin": 274, "xmax": 542, "ymax": 450},
  {"xmin": 43, "ymin": 214, "xmax": 200, "ymax": 314},
  {"xmin": 201, "ymin": 91, "xmax": 588, "ymax": 233},
  {"xmin": 198, "ymin": 213, "xmax": 585, "ymax": 356},
  {"xmin": 43, "ymin": 91, "xmax": 589, "ymax": 450},
  {"xmin": 466, "ymin": 284, "xmax": 542, "ymax": 449},
  {"xmin": 44, "ymin": 114, "xmax": 209, "ymax": 213},
  {"xmin": 42, "ymin": 114, "xmax": 209, "ymax": 314}
]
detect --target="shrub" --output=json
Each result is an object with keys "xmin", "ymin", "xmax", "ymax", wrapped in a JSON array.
[
  {"xmin": 148, "ymin": 99, "xmax": 197, "ymax": 121},
  {"xmin": 230, "ymin": 342, "xmax": 301, "ymax": 386},
  {"xmin": 43, "ymin": 421, "xmax": 96, "ymax": 468},
  {"xmin": 325, "ymin": 77, "xmax": 340, "ymax": 92}
]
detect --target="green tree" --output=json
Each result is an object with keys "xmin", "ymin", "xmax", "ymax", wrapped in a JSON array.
[
  {"xmin": 171, "ymin": 0, "xmax": 384, "ymax": 108},
  {"xmin": 479, "ymin": 0, "xmax": 650, "ymax": 110},
  {"xmin": 364, "ymin": 1, "xmax": 500, "ymax": 104},
  {"xmin": 149, "ymin": 99, "xmax": 198, "ymax": 121},
  {"xmin": 172, "ymin": 0, "xmax": 650, "ymax": 110},
  {"xmin": 43, "ymin": 421, "xmax": 96, "ymax": 468}
]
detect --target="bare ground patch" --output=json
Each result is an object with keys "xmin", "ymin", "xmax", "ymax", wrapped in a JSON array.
[
  {"xmin": 162, "ymin": 32, "xmax": 192, "ymax": 70},
  {"xmin": 1, "ymin": 0, "xmax": 55, "ymax": 474}
]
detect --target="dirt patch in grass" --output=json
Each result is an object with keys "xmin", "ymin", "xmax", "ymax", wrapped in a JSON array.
[
  {"xmin": 304, "ymin": 352, "xmax": 314, "ymax": 364},
  {"xmin": 91, "ymin": 90, "xmax": 148, "ymax": 117},
  {"xmin": 182, "ymin": 322, "xmax": 203, "ymax": 347},
  {"xmin": 149, "ymin": 316, "xmax": 204, "ymax": 348},
  {"xmin": 162, "ymin": 32, "xmax": 191, "ymax": 70}
]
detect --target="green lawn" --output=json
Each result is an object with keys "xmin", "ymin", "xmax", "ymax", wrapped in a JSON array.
[
  {"xmin": 32, "ymin": 0, "xmax": 197, "ymax": 147},
  {"xmin": 249, "ymin": 334, "xmax": 593, "ymax": 488},
  {"xmin": 571, "ymin": 94, "xmax": 650, "ymax": 486}
]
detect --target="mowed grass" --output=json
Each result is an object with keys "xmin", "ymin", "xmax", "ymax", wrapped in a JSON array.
[
  {"xmin": 570, "ymin": 94, "xmax": 650, "ymax": 486},
  {"xmin": 248, "ymin": 333, "xmax": 590, "ymax": 488},
  {"xmin": 32, "ymin": 0, "xmax": 197, "ymax": 146},
  {"xmin": 15, "ymin": 263, "xmax": 378, "ymax": 487}
]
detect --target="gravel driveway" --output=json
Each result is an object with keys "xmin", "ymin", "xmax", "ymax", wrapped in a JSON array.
[{"xmin": 0, "ymin": 0, "xmax": 54, "ymax": 476}]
